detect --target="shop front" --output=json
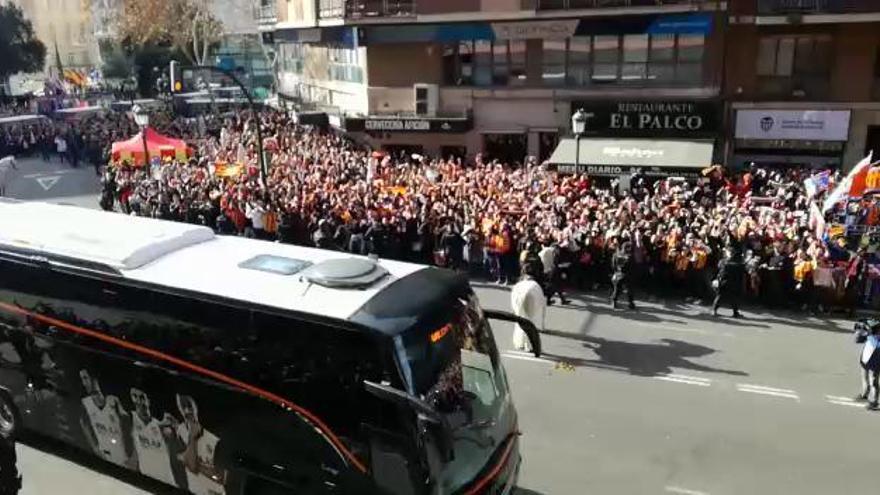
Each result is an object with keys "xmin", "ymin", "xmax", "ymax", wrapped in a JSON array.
[
  {"xmin": 547, "ymin": 99, "xmax": 720, "ymax": 177},
  {"xmin": 343, "ymin": 115, "xmax": 474, "ymax": 157},
  {"xmin": 731, "ymin": 109, "xmax": 851, "ymax": 170}
]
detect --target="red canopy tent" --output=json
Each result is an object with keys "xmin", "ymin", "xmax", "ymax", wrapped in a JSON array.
[{"xmin": 111, "ymin": 127, "xmax": 189, "ymax": 167}]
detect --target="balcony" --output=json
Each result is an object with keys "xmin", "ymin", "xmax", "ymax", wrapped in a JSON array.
[
  {"xmin": 537, "ymin": 0, "xmax": 703, "ymax": 9},
  {"xmin": 319, "ymin": 0, "xmax": 416, "ymax": 20},
  {"xmin": 757, "ymin": 0, "xmax": 880, "ymax": 14}
]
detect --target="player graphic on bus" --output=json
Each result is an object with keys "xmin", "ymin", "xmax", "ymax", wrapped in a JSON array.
[
  {"xmin": 176, "ymin": 394, "xmax": 226, "ymax": 495},
  {"xmin": 129, "ymin": 387, "xmax": 184, "ymax": 488},
  {"xmin": 78, "ymin": 369, "xmax": 131, "ymax": 467}
]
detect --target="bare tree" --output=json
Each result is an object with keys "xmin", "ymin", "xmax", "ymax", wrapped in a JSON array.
[{"xmin": 116, "ymin": 0, "xmax": 223, "ymax": 65}]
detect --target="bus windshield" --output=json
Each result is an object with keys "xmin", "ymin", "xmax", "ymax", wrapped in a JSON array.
[{"xmin": 396, "ymin": 292, "xmax": 514, "ymax": 493}]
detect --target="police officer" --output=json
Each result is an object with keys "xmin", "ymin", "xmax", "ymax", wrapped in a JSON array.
[
  {"xmin": 540, "ymin": 241, "xmax": 569, "ymax": 306},
  {"xmin": 854, "ymin": 319, "xmax": 880, "ymax": 411},
  {"xmin": 611, "ymin": 242, "xmax": 636, "ymax": 310},
  {"xmin": 713, "ymin": 246, "xmax": 744, "ymax": 318},
  {"xmin": 0, "ymin": 438, "xmax": 21, "ymax": 495}
]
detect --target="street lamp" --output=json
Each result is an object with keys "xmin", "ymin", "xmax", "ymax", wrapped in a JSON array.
[
  {"xmin": 131, "ymin": 104, "xmax": 150, "ymax": 170},
  {"xmin": 571, "ymin": 108, "xmax": 587, "ymax": 173}
]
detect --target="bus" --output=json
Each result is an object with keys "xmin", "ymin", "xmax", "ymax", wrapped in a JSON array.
[{"xmin": 0, "ymin": 200, "xmax": 540, "ymax": 495}]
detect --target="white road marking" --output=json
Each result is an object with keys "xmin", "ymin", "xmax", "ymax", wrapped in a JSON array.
[
  {"xmin": 630, "ymin": 321, "xmax": 735, "ymax": 338},
  {"xmin": 655, "ymin": 375, "xmax": 711, "ymax": 387},
  {"xmin": 736, "ymin": 384, "xmax": 799, "ymax": 400},
  {"xmin": 665, "ymin": 486, "xmax": 710, "ymax": 495},
  {"xmin": 826, "ymin": 395, "xmax": 866, "ymax": 408},
  {"xmin": 22, "ymin": 169, "xmax": 76, "ymax": 179},
  {"xmin": 654, "ymin": 373, "xmax": 712, "ymax": 387},
  {"xmin": 35, "ymin": 176, "xmax": 61, "ymax": 191}
]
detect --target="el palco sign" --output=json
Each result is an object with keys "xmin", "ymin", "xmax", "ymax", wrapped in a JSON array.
[{"xmin": 570, "ymin": 101, "xmax": 720, "ymax": 138}]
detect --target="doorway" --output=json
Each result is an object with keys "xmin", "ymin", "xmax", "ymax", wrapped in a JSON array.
[
  {"xmin": 866, "ymin": 126, "xmax": 880, "ymax": 158},
  {"xmin": 538, "ymin": 132, "xmax": 559, "ymax": 163},
  {"xmin": 482, "ymin": 133, "xmax": 527, "ymax": 165}
]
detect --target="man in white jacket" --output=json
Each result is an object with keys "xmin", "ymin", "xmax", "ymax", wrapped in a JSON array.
[{"xmin": 511, "ymin": 266, "xmax": 546, "ymax": 352}]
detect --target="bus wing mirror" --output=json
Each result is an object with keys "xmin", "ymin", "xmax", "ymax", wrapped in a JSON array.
[
  {"xmin": 482, "ymin": 309, "xmax": 542, "ymax": 358},
  {"xmin": 363, "ymin": 380, "xmax": 454, "ymax": 463}
]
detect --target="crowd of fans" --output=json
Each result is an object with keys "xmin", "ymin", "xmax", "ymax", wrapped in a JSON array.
[
  {"xmin": 1, "ymin": 105, "xmax": 870, "ymax": 312},
  {"xmin": 0, "ymin": 106, "xmax": 220, "ymax": 173},
  {"xmin": 91, "ymin": 110, "xmax": 869, "ymax": 312}
]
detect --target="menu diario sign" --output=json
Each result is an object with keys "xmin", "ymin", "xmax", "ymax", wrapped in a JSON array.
[{"xmin": 570, "ymin": 101, "xmax": 720, "ymax": 138}]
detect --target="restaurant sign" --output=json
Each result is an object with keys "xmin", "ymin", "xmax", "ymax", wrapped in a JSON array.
[
  {"xmin": 556, "ymin": 164, "xmax": 701, "ymax": 178},
  {"xmin": 345, "ymin": 116, "xmax": 472, "ymax": 133},
  {"xmin": 570, "ymin": 101, "xmax": 720, "ymax": 138}
]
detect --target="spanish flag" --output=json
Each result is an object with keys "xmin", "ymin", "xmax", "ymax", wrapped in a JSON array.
[{"xmin": 63, "ymin": 69, "xmax": 85, "ymax": 87}]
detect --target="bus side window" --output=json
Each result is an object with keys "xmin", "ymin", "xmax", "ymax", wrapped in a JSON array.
[
  {"xmin": 250, "ymin": 312, "xmax": 388, "ymax": 451},
  {"xmin": 148, "ymin": 292, "xmax": 253, "ymax": 378}
]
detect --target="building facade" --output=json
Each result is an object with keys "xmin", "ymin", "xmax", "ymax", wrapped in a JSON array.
[
  {"xmin": 272, "ymin": 0, "xmax": 727, "ymax": 167},
  {"xmin": 725, "ymin": 0, "xmax": 880, "ymax": 171},
  {"xmin": 13, "ymin": 0, "xmax": 99, "ymax": 71}
]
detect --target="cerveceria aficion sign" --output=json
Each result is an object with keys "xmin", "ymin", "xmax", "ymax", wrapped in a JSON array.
[
  {"xmin": 345, "ymin": 116, "xmax": 472, "ymax": 133},
  {"xmin": 570, "ymin": 100, "xmax": 720, "ymax": 138}
]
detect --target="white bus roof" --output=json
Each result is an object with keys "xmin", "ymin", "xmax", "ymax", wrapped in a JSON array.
[{"xmin": 0, "ymin": 201, "xmax": 425, "ymax": 321}]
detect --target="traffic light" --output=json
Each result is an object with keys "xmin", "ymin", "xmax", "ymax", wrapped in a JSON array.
[{"xmin": 169, "ymin": 61, "xmax": 182, "ymax": 93}]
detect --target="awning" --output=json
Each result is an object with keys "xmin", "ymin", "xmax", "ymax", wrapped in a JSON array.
[{"xmin": 548, "ymin": 138, "xmax": 714, "ymax": 172}]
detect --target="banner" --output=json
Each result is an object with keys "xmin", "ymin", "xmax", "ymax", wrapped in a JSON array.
[
  {"xmin": 810, "ymin": 202, "xmax": 825, "ymax": 239},
  {"xmin": 866, "ymin": 166, "xmax": 880, "ymax": 192},
  {"xmin": 214, "ymin": 163, "xmax": 243, "ymax": 178},
  {"xmin": 804, "ymin": 170, "xmax": 830, "ymax": 199},
  {"xmin": 735, "ymin": 110, "xmax": 851, "ymax": 141},
  {"xmin": 823, "ymin": 152, "xmax": 873, "ymax": 213}
]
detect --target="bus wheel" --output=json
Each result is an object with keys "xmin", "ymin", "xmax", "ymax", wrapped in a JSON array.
[{"xmin": 0, "ymin": 393, "xmax": 19, "ymax": 440}]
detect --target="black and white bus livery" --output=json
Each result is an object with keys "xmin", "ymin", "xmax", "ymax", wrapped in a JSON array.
[{"xmin": 0, "ymin": 201, "xmax": 540, "ymax": 494}]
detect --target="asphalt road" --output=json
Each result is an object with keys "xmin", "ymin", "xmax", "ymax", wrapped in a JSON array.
[{"xmin": 5, "ymin": 157, "xmax": 879, "ymax": 495}]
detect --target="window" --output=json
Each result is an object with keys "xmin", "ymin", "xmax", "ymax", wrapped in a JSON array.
[
  {"xmin": 509, "ymin": 40, "xmax": 527, "ymax": 86},
  {"xmin": 592, "ymin": 35, "xmax": 619, "ymax": 82},
  {"xmin": 676, "ymin": 34, "xmax": 705, "ymax": 84},
  {"xmin": 441, "ymin": 41, "xmax": 477, "ymax": 86},
  {"xmin": 621, "ymin": 34, "xmax": 649, "ymax": 81},
  {"xmin": 756, "ymin": 35, "xmax": 832, "ymax": 77},
  {"xmin": 567, "ymin": 37, "xmax": 591, "ymax": 86},
  {"xmin": 473, "ymin": 40, "xmax": 492, "ymax": 86},
  {"xmin": 459, "ymin": 41, "xmax": 474, "ymax": 85},
  {"xmin": 443, "ymin": 40, "xmax": 527, "ymax": 87},
  {"xmin": 278, "ymin": 43, "xmax": 304, "ymax": 74},
  {"xmin": 648, "ymin": 34, "xmax": 675, "ymax": 82},
  {"xmin": 542, "ymin": 39, "xmax": 567, "ymax": 86},
  {"xmin": 446, "ymin": 32, "xmax": 706, "ymax": 87},
  {"xmin": 328, "ymin": 46, "xmax": 363, "ymax": 83},
  {"xmin": 492, "ymin": 41, "xmax": 509, "ymax": 85},
  {"xmin": 443, "ymin": 44, "xmax": 459, "ymax": 85}
]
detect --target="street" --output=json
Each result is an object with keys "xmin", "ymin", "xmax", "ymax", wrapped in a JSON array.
[{"xmin": 5, "ymin": 157, "xmax": 879, "ymax": 495}]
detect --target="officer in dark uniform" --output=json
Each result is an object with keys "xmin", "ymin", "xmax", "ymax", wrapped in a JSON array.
[
  {"xmin": 611, "ymin": 242, "xmax": 636, "ymax": 310},
  {"xmin": 713, "ymin": 246, "xmax": 744, "ymax": 318},
  {"xmin": 0, "ymin": 438, "xmax": 21, "ymax": 495}
]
